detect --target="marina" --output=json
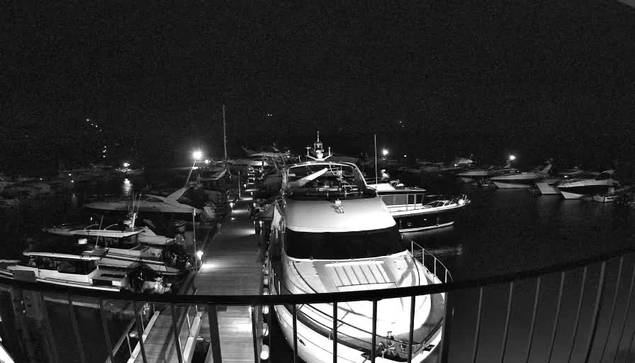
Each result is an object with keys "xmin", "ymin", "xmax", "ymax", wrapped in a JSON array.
[
  {"xmin": 2, "ymin": 148, "xmax": 635, "ymax": 362},
  {"xmin": 4, "ymin": 1, "xmax": 635, "ymax": 362}
]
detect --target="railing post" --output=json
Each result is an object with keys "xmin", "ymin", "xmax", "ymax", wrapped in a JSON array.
[
  {"xmin": 599, "ymin": 257, "xmax": 623, "ymax": 362},
  {"xmin": 98, "ymin": 299, "xmax": 115, "ymax": 363},
  {"xmin": 614, "ymin": 265, "xmax": 635, "ymax": 363},
  {"xmin": 170, "ymin": 303, "xmax": 184, "ymax": 363},
  {"xmin": 332, "ymin": 302, "xmax": 338, "ymax": 363},
  {"xmin": 499, "ymin": 282, "xmax": 514, "ymax": 363},
  {"xmin": 407, "ymin": 295, "xmax": 416, "ymax": 363},
  {"xmin": 371, "ymin": 300, "xmax": 378, "ymax": 363},
  {"xmin": 547, "ymin": 272, "xmax": 566, "ymax": 363},
  {"xmin": 566, "ymin": 266, "xmax": 588, "ymax": 363},
  {"xmin": 583, "ymin": 261, "xmax": 607, "ymax": 363},
  {"xmin": 66, "ymin": 294, "xmax": 86, "ymax": 363},
  {"xmin": 132, "ymin": 301, "xmax": 148, "ymax": 363},
  {"xmin": 293, "ymin": 304, "xmax": 299, "ymax": 363},
  {"xmin": 439, "ymin": 291, "xmax": 453, "ymax": 363},
  {"xmin": 207, "ymin": 304, "xmax": 222, "ymax": 363},
  {"xmin": 524, "ymin": 277, "xmax": 541, "ymax": 363},
  {"xmin": 471, "ymin": 287, "xmax": 484, "ymax": 363}
]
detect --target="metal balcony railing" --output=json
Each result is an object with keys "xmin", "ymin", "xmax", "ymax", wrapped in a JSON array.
[{"xmin": 2, "ymin": 245, "xmax": 635, "ymax": 363}]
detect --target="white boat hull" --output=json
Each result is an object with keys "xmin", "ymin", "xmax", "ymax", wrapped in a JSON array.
[
  {"xmin": 273, "ymin": 296, "xmax": 442, "ymax": 363},
  {"xmin": 560, "ymin": 191, "xmax": 585, "ymax": 200},
  {"xmin": 593, "ymin": 195, "xmax": 618, "ymax": 203},
  {"xmin": 536, "ymin": 182, "xmax": 560, "ymax": 195},
  {"xmin": 492, "ymin": 181, "xmax": 533, "ymax": 189}
]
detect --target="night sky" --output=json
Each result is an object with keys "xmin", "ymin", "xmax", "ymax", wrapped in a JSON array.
[{"xmin": 2, "ymin": 1, "xmax": 635, "ymax": 174}]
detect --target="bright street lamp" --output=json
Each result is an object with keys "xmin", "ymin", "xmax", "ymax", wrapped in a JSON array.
[
  {"xmin": 509, "ymin": 154, "xmax": 516, "ymax": 161},
  {"xmin": 186, "ymin": 149, "xmax": 204, "ymax": 187},
  {"xmin": 382, "ymin": 149, "xmax": 389, "ymax": 157}
]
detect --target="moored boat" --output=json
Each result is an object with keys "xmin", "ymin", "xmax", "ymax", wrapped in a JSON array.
[
  {"xmin": 0, "ymin": 239, "xmax": 174, "ymax": 294},
  {"xmin": 368, "ymin": 182, "xmax": 469, "ymax": 232},
  {"xmin": 489, "ymin": 162, "xmax": 552, "ymax": 189},
  {"xmin": 266, "ymin": 134, "xmax": 448, "ymax": 363},
  {"xmin": 557, "ymin": 170, "xmax": 620, "ymax": 200}
]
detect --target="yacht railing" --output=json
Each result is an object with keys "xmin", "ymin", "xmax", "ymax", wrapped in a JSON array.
[
  {"xmin": 3, "ymin": 246, "xmax": 635, "ymax": 363},
  {"xmin": 408, "ymin": 239, "xmax": 453, "ymax": 284}
]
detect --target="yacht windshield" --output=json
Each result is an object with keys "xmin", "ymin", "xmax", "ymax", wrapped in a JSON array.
[
  {"xmin": 284, "ymin": 226, "xmax": 405, "ymax": 259},
  {"xmin": 286, "ymin": 163, "xmax": 373, "ymax": 199}
]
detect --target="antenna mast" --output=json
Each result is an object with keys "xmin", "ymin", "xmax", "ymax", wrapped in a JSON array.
[{"xmin": 222, "ymin": 104, "xmax": 227, "ymax": 165}]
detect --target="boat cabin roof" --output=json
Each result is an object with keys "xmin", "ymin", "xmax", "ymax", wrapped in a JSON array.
[{"xmin": 282, "ymin": 196, "xmax": 395, "ymax": 232}]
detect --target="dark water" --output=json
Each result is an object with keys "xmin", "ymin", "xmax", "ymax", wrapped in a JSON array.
[{"xmin": 3, "ymin": 173, "xmax": 635, "ymax": 362}]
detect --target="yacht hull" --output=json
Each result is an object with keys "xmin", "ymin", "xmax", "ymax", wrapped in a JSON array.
[
  {"xmin": 273, "ymin": 302, "xmax": 443, "ymax": 363},
  {"xmin": 393, "ymin": 207, "xmax": 458, "ymax": 232},
  {"xmin": 492, "ymin": 181, "xmax": 534, "ymax": 189},
  {"xmin": 536, "ymin": 182, "xmax": 560, "ymax": 195}
]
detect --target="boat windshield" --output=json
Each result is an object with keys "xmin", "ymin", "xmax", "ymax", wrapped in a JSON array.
[
  {"xmin": 285, "ymin": 163, "xmax": 373, "ymax": 199},
  {"xmin": 284, "ymin": 226, "xmax": 405, "ymax": 259}
]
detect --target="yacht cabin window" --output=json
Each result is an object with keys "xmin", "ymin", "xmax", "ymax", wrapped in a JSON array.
[{"xmin": 284, "ymin": 226, "xmax": 405, "ymax": 260}]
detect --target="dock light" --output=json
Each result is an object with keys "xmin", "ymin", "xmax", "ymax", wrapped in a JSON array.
[
  {"xmin": 509, "ymin": 154, "xmax": 516, "ymax": 161},
  {"xmin": 262, "ymin": 306, "xmax": 269, "ymax": 315},
  {"xmin": 382, "ymin": 149, "xmax": 389, "ymax": 157},
  {"xmin": 260, "ymin": 344, "xmax": 270, "ymax": 360},
  {"xmin": 229, "ymin": 201, "xmax": 235, "ymax": 209},
  {"xmin": 263, "ymin": 275, "xmax": 269, "ymax": 286},
  {"xmin": 263, "ymin": 288, "xmax": 269, "ymax": 295},
  {"xmin": 68, "ymin": 173, "xmax": 72, "ymax": 177},
  {"xmin": 123, "ymin": 162, "xmax": 130, "ymax": 168},
  {"xmin": 204, "ymin": 159, "xmax": 210, "ymax": 164},
  {"xmin": 458, "ymin": 199, "xmax": 465, "ymax": 206},
  {"xmin": 192, "ymin": 150, "xmax": 203, "ymax": 161},
  {"xmin": 196, "ymin": 251, "xmax": 204, "ymax": 259},
  {"xmin": 262, "ymin": 322, "xmax": 269, "ymax": 337},
  {"xmin": 78, "ymin": 238, "xmax": 88, "ymax": 245}
]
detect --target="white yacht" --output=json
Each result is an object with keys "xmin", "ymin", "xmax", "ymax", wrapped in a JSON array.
[
  {"xmin": 83, "ymin": 186, "xmax": 214, "ymax": 221},
  {"xmin": 0, "ymin": 238, "xmax": 174, "ymax": 294},
  {"xmin": 368, "ymin": 181, "xmax": 469, "ymax": 232},
  {"xmin": 456, "ymin": 160, "xmax": 516, "ymax": 184},
  {"xmin": 267, "ymin": 134, "xmax": 448, "ymax": 363},
  {"xmin": 557, "ymin": 170, "xmax": 620, "ymax": 199},
  {"xmin": 489, "ymin": 162, "xmax": 552, "ymax": 189},
  {"xmin": 535, "ymin": 167, "xmax": 586, "ymax": 195}
]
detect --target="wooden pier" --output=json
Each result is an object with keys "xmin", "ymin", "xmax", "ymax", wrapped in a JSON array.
[{"xmin": 129, "ymin": 199, "xmax": 264, "ymax": 363}]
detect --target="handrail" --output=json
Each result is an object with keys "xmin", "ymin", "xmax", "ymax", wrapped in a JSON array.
[{"xmin": 3, "ymin": 244, "xmax": 635, "ymax": 305}]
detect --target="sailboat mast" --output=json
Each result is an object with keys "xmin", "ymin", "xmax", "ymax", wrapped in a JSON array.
[
  {"xmin": 222, "ymin": 104, "xmax": 227, "ymax": 165},
  {"xmin": 374, "ymin": 134, "xmax": 378, "ymax": 183}
]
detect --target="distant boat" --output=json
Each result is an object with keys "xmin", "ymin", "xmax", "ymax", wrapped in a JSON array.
[
  {"xmin": 535, "ymin": 167, "xmax": 586, "ymax": 195},
  {"xmin": 456, "ymin": 159, "xmax": 516, "ymax": 184},
  {"xmin": 557, "ymin": 170, "xmax": 620, "ymax": 199},
  {"xmin": 83, "ymin": 187, "xmax": 214, "ymax": 221},
  {"xmin": 489, "ymin": 162, "xmax": 552, "ymax": 189},
  {"xmin": 593, "ymin": 186, "xmax": 631, "ymax": 203},
  {"xmin": 44, "ymin": 220, "xmax": 174, "ymax": 247}
]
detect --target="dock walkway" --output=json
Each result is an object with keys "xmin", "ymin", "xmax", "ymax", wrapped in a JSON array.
[{"xmin": 131, "ymin": 199, "xmax": 263, "ymax": 363}]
